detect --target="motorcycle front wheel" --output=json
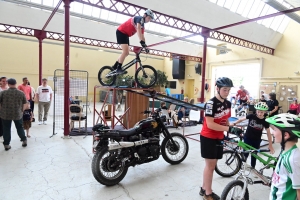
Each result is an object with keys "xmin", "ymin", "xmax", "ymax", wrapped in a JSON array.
[
  {"xmin": 221, "ymin": 180, "xmax": 249, "ymax": 200},
  {"xmin": 91, "ymin": 147, "xmax": 128, "ymax": 186},
  {"xmin": 161, "ymin": 132, "xmax": 189, "ymax": 164}
]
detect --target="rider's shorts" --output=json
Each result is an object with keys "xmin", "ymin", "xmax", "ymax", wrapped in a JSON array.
[
  {"xmin": 116, "ymin": 30, "xmax": 129, "ymax": 45},
  {"xmin": 200, "ymin": 135, "xmax": 223, "ymax": 159}
]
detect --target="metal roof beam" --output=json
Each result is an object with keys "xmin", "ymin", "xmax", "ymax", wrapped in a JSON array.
[
  {"xmin": 0, "ymin": 23, "xmax": 202, "ymax": 62},
  {"xmin": 74, "ymin": 0, "xmax": 275, "ymax": 54}
]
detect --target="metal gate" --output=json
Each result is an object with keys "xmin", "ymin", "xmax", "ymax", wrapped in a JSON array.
[{"xmin": 52, "ymin": 69, "xmax": 89, "ymax": 137}]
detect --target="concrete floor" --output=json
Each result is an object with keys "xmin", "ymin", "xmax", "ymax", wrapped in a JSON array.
[{"xmin": 0, "ymin": 103, "xmax": 282, "ymax": 200}]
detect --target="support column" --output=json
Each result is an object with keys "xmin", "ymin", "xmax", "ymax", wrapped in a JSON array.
[
  {"xmin": 63, "ymin": 0, "xmax": 73, "ymax": 136},
  {"xmin": 34, "ymin": 30, "xmax": 47, "ymax": 85},
  {"xmin": 199, "ymin": 28, "xmax": 210, "ymax": 123}
]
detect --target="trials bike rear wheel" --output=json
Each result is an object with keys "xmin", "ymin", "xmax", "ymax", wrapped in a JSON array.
[
  {"xmin": 161, "ymin": 133, "xmax": 189, "ymax": 164},
  {"xmin": 98, "ymin": 66, "xmax": 116, "ymax": 86}
]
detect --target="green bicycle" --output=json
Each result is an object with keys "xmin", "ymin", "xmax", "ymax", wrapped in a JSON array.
[{"xmin": 215, "ymin": 139, "xmax": 277, "ymax": 200}]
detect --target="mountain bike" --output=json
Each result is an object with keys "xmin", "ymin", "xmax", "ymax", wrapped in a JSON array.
[
  {"xmin": 215, "ymin": 138, "xmax": 277, "ymax": 178},
  {"xmin": 98, "ymin": 47, "xmax": 157, "ymax": 88},
  {"xmin": 220, "ymin": 147, "xmax": 277, "ymax": 200}
]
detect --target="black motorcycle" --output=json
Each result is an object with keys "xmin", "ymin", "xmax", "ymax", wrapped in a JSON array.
[{"xmin": 91, "ymin": 108, "xmax": 189, "ymax": 186}]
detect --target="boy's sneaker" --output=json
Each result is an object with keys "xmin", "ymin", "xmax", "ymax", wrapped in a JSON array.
[
  {"xmin": 22, "ymin": 140, "xmax": 27, "ymax": 147},
  {"xmin": 43, "ymin": 121, "xmax": 47, "ymax": 125},
  {"xmin": 199, "ymin": 187, "xmax": 206, "ymax": 196},
  {"xmin": 4, "ymin": 144, "xmax": 11, "ymax": 151},
  {"xmin": 38, "ymin": 121, "xmax": 43, "ymax": 125},
  {"xmin": 203, "ymin": 192, "xmax": 220, "ymax": 200}
]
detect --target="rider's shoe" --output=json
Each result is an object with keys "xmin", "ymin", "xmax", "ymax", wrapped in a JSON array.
[
  {"xmin": 199, "ymin": 187, "xmax": 205, "ymax": 196},
  {"xmin": 203, "ymin": 192, "xmax": 220, "ymax": 200}
]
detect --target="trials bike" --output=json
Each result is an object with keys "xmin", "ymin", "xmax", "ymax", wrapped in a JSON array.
[
  {"xmin": 98, "ymin": 47, "xmax": 157, "ymax": 88},
  {"xmin": 91, "ymin": 108, "xmax": 189, "ymax": 186}
]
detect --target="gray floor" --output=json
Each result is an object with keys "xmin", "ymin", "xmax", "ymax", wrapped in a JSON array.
[{"xmin": 0, "ymin": 104, "xmax": 283, "ymax": 200}]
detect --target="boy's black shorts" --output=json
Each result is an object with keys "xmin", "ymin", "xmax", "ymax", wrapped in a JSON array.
[
  {"xmin": 200, "ymin": 135, "xmax": 223, "ymax": 159},
  {"xmin": 116, "ymin": 30, "xmax": 129, "ymax": 45}
]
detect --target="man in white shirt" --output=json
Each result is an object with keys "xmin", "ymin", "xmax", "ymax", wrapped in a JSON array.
[{"xmin": 36, "ymin": 78, "xmax": 53, "ymax": 125}]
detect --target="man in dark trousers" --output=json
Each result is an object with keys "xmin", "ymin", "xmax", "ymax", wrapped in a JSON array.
[{"xmin": 0, "ymin": 78, "xmax": 28, "ymax": 151}]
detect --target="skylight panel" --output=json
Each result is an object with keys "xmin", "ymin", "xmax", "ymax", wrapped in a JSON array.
[
  {"xmin": 71, "ymin": 2, "xmax": 83, "ymax": 14},
  {"xmin": 100, "ymin": 9, "xmax": 109, "ymax": 20},
  {"xmin": 269, "ymin": 15, "xmax": 285, "ymax": 31},
  {"xmin": 31, "ymin": 0, "xmax": 41, "ymax": 4},
  {"xmin": 241, "ymin": 1, "xmax": 254, "ymax": 18},
  {"xmin": 236, "ymin": 0, "xmax": 248, "ymax": 15},
  {"xmin": 224, "ymin": 0, "xmax": 234, "ymax": 9},
  {"xmin": 249, "ymin": 0, "xmax": 265, "ymax": 19},
  {"xmin": 261, "ymin": 7, "xmax": 277, "ymax": 28},
  {"xmin": 91, "ymin": 7, "xmax": 101, "ymax": 18},
  {"xmin": 107, "ymin": 11, "xmax": 117, "ymax": 22},
  {"xmin": 209, "ymin": 0, "xmax": 218, "ymax": 3},
  {"xmin": 277, "ymin": 16, "xmax": 290, "ymax": 33},
  {"xmin": 82, "ymin": 4, "xmax": 93, "ymax": 16},
  {"xmin": 230, "ymin": 0, "xmax": 241, "ymax": 13},
  {"xmin": 42, "ymin": 0, "xmax": 53, "ymax": 7},
  {"xmin": 257, "ymin": 4, "xmax": 270, "ymax": 24},
  {"xmin": 217, "ymin": 0, "xmax": 226, "ymax": 7},
  {"xmin": 115, "ymin": 13, "xmax": 129, "ymax": 24}
]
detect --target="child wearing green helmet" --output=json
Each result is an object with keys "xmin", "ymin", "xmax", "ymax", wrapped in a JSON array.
[
  {"xmin": 266, "ymin": 113, "xmax": 300, "ymax": 200},
  {"xmin": 230, "ymin": 102, "xmax": 275, "ymax": 170}
]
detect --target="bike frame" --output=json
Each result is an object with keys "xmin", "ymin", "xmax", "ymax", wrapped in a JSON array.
[{"xmin": 106, "ymin": 48, "xmax": 146, "ymax": 77}]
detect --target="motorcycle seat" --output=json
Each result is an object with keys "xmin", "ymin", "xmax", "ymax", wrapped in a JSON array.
[{"xmin": 116, "ymin": 127, "xmax": 138, "ymax": 136}]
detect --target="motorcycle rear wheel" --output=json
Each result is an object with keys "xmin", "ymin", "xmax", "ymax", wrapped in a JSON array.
[
  {"xmin": 91, "ymin": 147, "xmax": 128, "ymax": 186},
  {"xmin": 161, "ymin": 132, "xmax": 189, "ymax": 164}
]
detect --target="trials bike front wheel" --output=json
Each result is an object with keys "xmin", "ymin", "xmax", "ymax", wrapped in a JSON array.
[
  {"xmin": 161, "ymin": 132, "xmax": 189, "ymax": 164},
  {"xmin": 91, "ymin": 147, "xmax": 128, "ymax": 186},
  {"xmin": 98, "ymin": 66, "xmax": 116, "ymax": 86},
  {"xmin": 221, "ymin": 180, "xmax": 249, "ymax": 200},
  {"xmin": 215, "ymin": 150, "xmax": 242, "ymax": 177},
  {"xmin": 135, "ymin": 65, "xmax": 157, "ymax": 88}
]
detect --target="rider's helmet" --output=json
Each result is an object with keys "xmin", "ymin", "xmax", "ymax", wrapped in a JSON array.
[
  {"xmin": 144, "ymin": 9, "xmax": 154, "ymax": 20},
  {"xmin": 266, "ymin": 113, "xmax": 300, "ymax": 150},
  {"xmin": 215, "ymin": 77, "xmax": 233, "ymax": 100},
  {"xmin": 254, "ymin": 102, "xmax": 268, "ymax": 111},
  {"xmin": 215, "ymin": 77, "xmax": 234, "ymax": 88},
  {"xmin": 239, "ymin": 85, "xmax": 244, "ymax": 89}
]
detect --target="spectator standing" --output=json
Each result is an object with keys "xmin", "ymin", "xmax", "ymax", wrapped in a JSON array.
[
  {"xmin": 18, "ymin": 77, "xmax": 32, "ymax": 103},
  {"xmin": 266, "ymin": 92, "xmax": 279, "ymax": 117},
  {"xmin": 27, "ymin": 81, "xmax": 36, "ymax": 122},
  {"xmin": 23, "ymin": 101, "xmax": 33, "ymax": 138},
  {"xmin": 0, "ymin": 76, "xmax": 8, "ymax": 141},
  {"xmin": 36, "ymin": 78, "xmax": 53, "ymax": 125},
  {"xmin": 0, "ymin": 78, "xmax": 28, "ymax": 151},
  {"xmin": 261, "ymin": 91, "xmax": 269, "ymax": 101}
]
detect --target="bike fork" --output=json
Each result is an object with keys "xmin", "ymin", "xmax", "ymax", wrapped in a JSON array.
[{"xmin": 235, "ymin": 176, "xmax": 248, "ymax": 199}]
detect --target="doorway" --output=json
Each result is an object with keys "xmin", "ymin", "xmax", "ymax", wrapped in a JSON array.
[{"xmin": 186, "ymin": 79, "xmax": 195, "ymax": 100}]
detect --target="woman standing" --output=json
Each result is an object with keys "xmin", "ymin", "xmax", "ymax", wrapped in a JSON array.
[{"xmin": 266, "ymin": 92, "xmax": 279, "ymax": 117}]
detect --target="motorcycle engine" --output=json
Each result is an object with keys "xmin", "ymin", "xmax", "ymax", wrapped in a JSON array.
[{"xmin": 136, "ymin": 144, "xmax": 160, "ymax": 163}]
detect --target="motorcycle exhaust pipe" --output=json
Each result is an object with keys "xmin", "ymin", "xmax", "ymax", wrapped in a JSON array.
[{"xmin": 108, "ymin": 139, "xmax": 149, "ymax": 150}]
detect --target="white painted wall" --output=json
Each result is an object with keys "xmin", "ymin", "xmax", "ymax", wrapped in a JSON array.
[{"xmin": 0, "ymin": 1, "xmax": 202, "ymax": 57}]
